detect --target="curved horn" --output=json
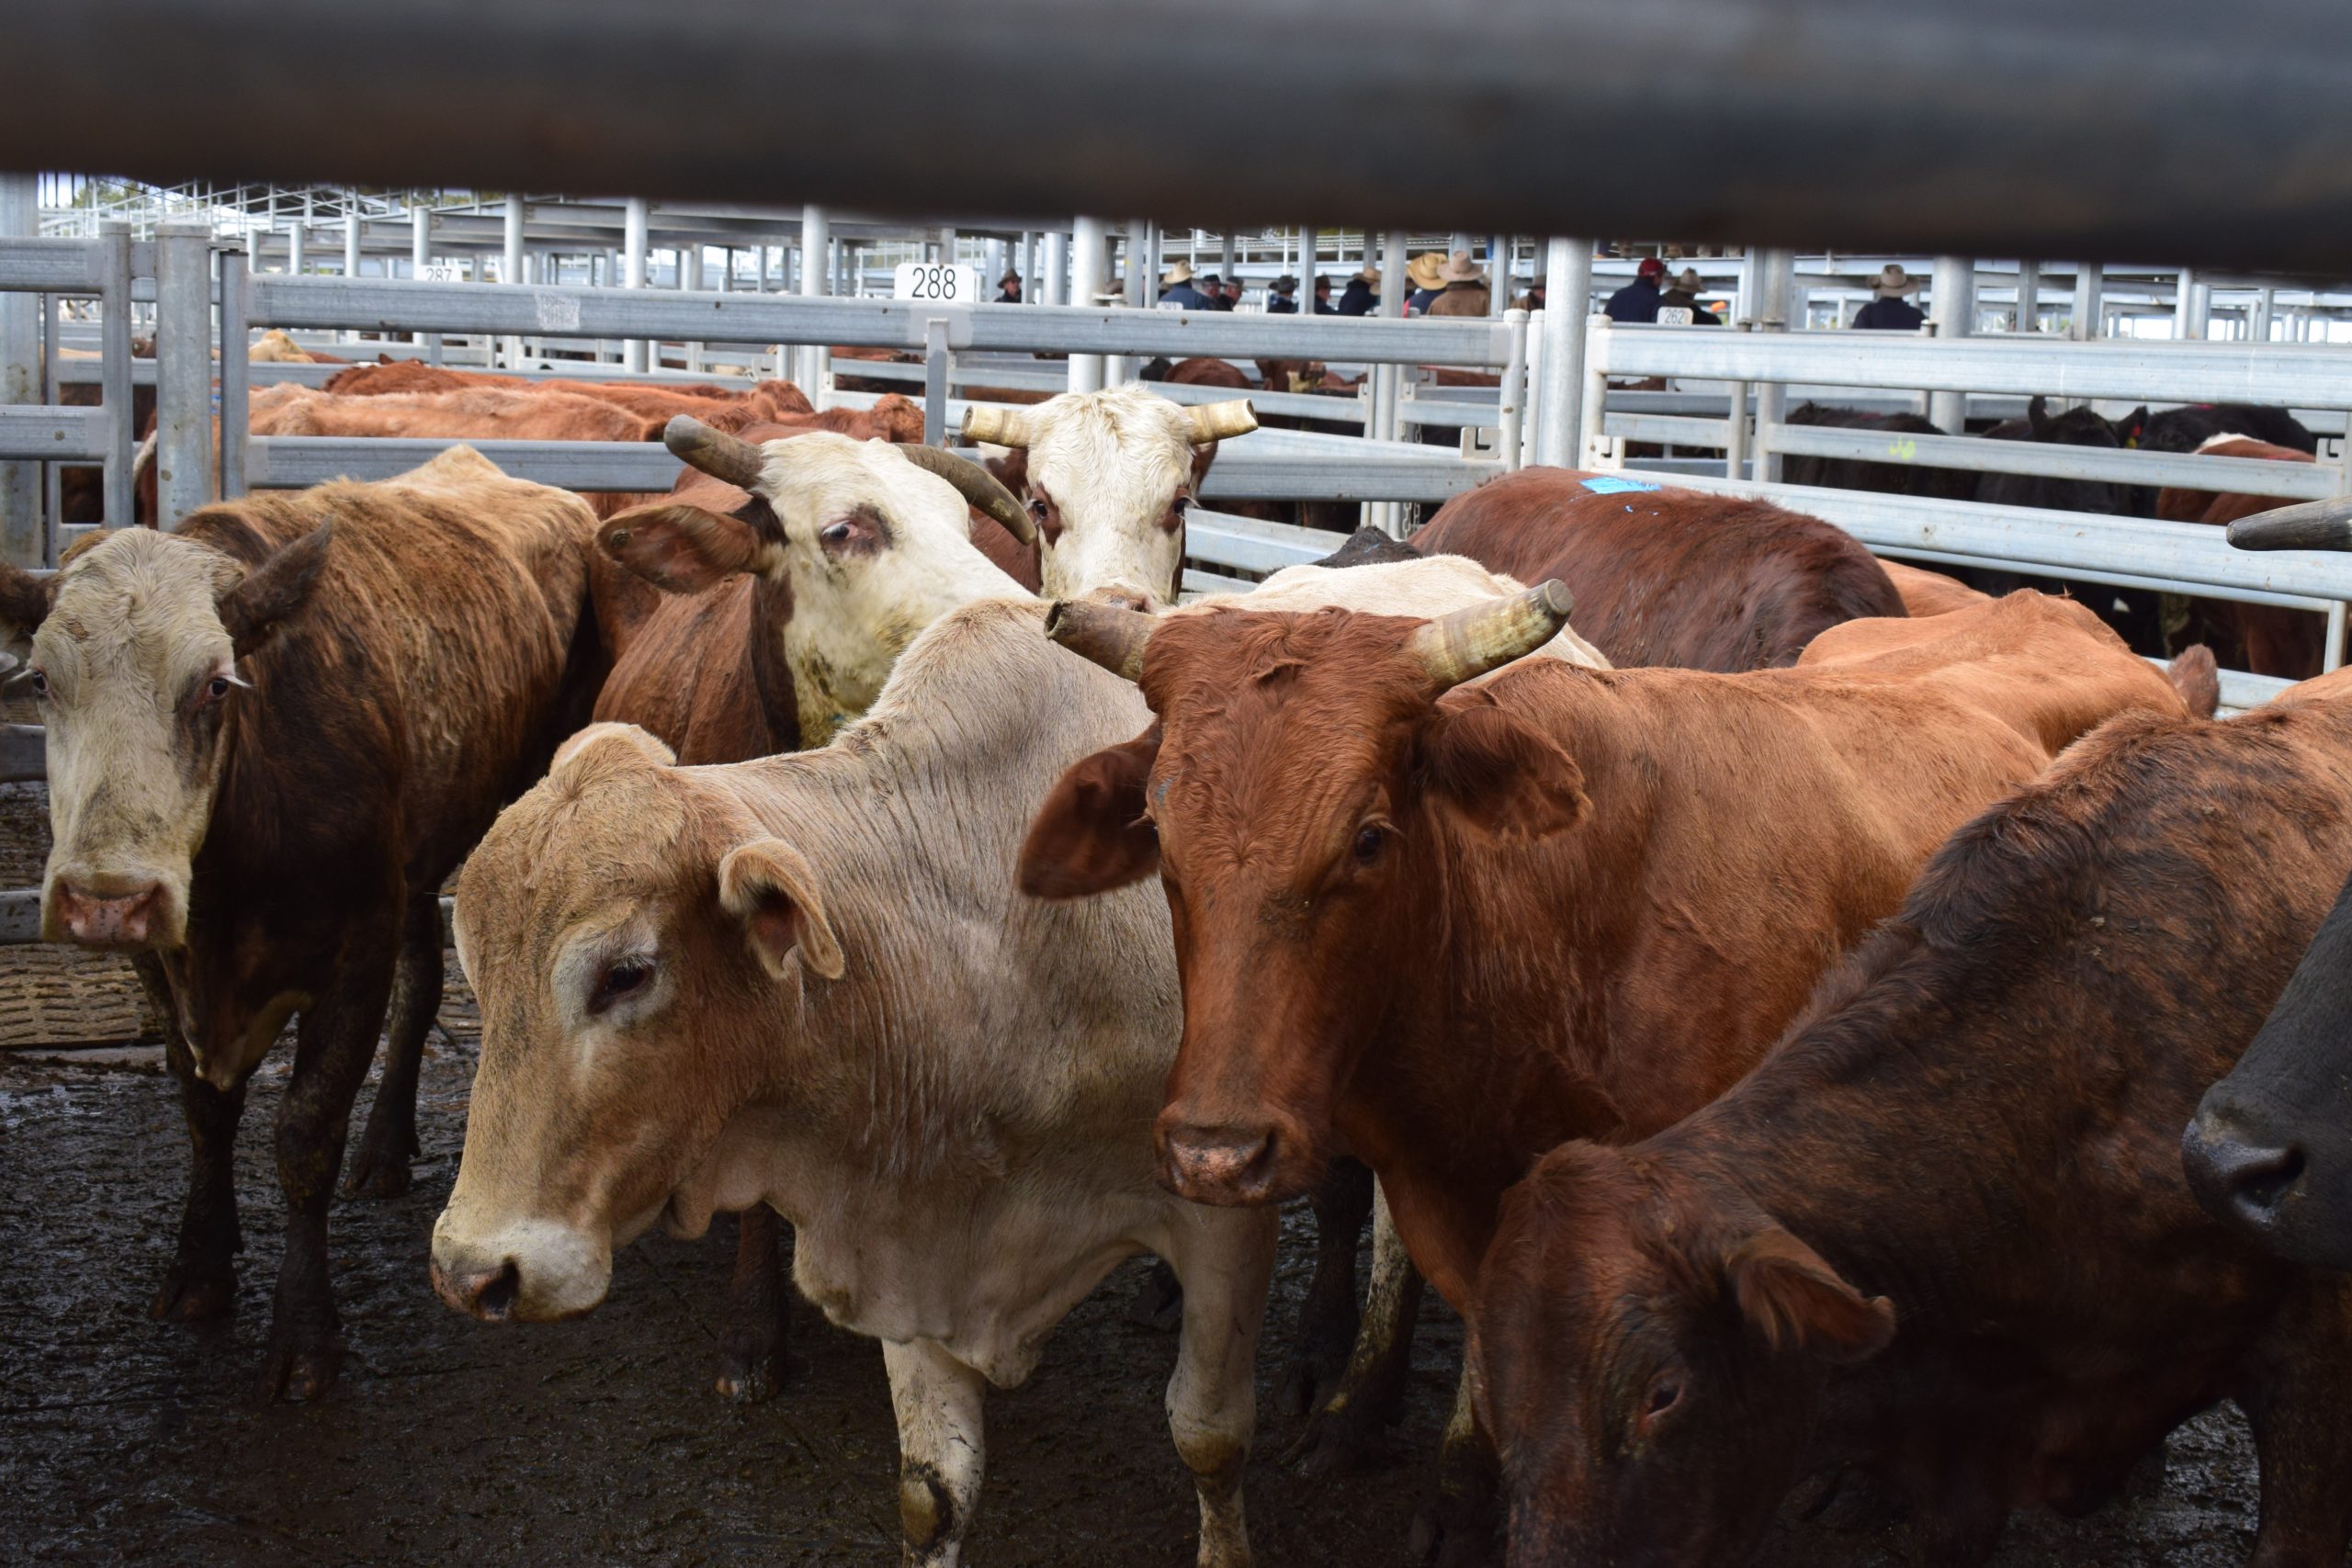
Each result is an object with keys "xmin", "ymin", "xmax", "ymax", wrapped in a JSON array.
[
  {"xmin": 961, "ymin": 405, "xmax": 1035, "ymax": 448},
  {"xmin": 894, "ymin": 444, "xmax": 1036, "ymax": 545},
  {"xmin": 2227, "ymin": 496, "xmax": 2352, "ymax": 553},
  {"xmin": 1406, "ymin": 580, "xmax": 1575, "ymax": 692},
  {"xmin": 663, "ymin": 414, "xmax": 769, "ymax": 490},
  {"xmin": 1045, "ymin": 597, "xmax": 1157, "ymax": 682},
  {"xmin": 1185, "ymin": 399, "xmax": 1259, "ymax": 443}
]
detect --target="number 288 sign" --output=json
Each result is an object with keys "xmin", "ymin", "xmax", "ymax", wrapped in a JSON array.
[{"xmin": 893, "ymin": 263, "xmax": 981, "ymax": 303}]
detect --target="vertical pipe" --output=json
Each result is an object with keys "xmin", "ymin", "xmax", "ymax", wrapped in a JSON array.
[
  {"xmin": 1021, "ymin": 231, "xmax": 1036, "ymax": 303},
  {"xmin": 410, "ymin": 200, "xmax": 429, "ymax": 345},
  {"xmin": 1371, "ymin": 228, "xmax": 1410, "ymax": 534},
  {"xmin": 1498, "ymin": 309, "xmax": 1528, "ymax": 470},
  {"xmin": 1926, "ymin": 254, "xmax": 1973, "ymax": 434},
  {"xmin": 681, "ymin": 243, "xmax": 705, "ymax": 375},
  {"xmin": 2253, "ymin": 287, "xmax": 2276, "ymax": 343},
  {"xmin": 218, "ymin": 246, "xmax": 249, "ymax": 501},
  {"xmin": 2014, "ymin": 258, "xmax": 2040, "ymax": 333},
  {"xmin": 622, "ymin": 197, "xmax": 650, "ymax": 373},
  {"xmin": 2174, "ymin": 266, "xmax": 2198, "ymax": 341},
  {"xmin": 1753, "ymin": 247, "xmax": 1798, "ymax": 480},
  {"xmin": 503, "ymin": 193, "xmax": 525, "ymax": 368},
  {"xmin": 288, "ymin": 217, "xmax": 306, "ymax": 277},
  {"xmin": 797, "ymin": 205, "xmax": 830, "ymax": 399},
  {"xmin": 100, "ymin": 220, "xmax": 133, "ymax": 534},
  {"xmin": 0, "ymin": 173, "xmax": 37, "ymax": 562},
  {"xmin": 153, "ymin": 219, "xmax": 214, "ymax": 529},
  {"xmin": 2074, "ymin": 262, "xmax": 2104, "ymax": 341},
  {"xmin": 1520, "ymin": 317, "xmax": 1544, "ymax": 469},
  {"xmin": 40, "ymin": 294, "xmax": 58, "ymax": 557},
  {"xmin": 1069, "ymin": 217, "xmax": 1108, "ymax": 392},
  {"xmin": 1533, "ymin": 237, "xmax": 1593, "ymax": 469},
  {"xmin": 1491, "ymin": 235, "xmax": 1510, "ymax": 316},
  {"xmin": 1045, "ymin": 231, "xmax": 1069, "ymax": 308},
  {"xmin": 1222, "ymin": 231, "xmax": 1238, "ymax": 298},
  {"xmin": 1576, "ymin": 318, "xmax": 1610, "ymax": 472},
  {"xmin": 344, "ymin": 211, "xmax": 360, "ymax": 277}
]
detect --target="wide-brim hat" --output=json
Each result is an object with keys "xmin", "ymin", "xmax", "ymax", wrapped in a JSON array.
[
  {"xmin": 1355, "ymin": 265, "xmax": 1381, "ymax": 286},
  {"xmin": 1871, "ymin": 264, "xmax": 1921, "ymax": 297},
  {"xmin": 1669, "ymin": 267, "xmax": 1704, "ymax": 292},
  {"xmin": 1313, "ymin": 275, "xmax": 1332, "ymax": 290},
  {"xmin": 1441, "ymin": 250, "xmax": 1487, "ymax": 285},
  {"xmin": 1272, "ymin": 274, "xmax": 1299, "ymax": 292},
  {"xmin": 1407, "ymin": 253, "xmax": 1448, "ymax": 290},
  {"xmin": 997, "ymin": 269, "xmax": 1021, "ymax": 286},
  {"xmin": 1163, "ymin": 260, "xmax": 1195, "ymax": 287}
]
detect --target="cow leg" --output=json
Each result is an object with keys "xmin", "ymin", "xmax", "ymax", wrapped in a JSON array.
[
  {"xmin": 1164, "ymin": 1208, "xmax": 1279, "ymax": 1568},
  {"xmin": 713, "ymin": 1205, "xmax": 791, "ymax": 1403},
  {"xmin": 1279, "ymin": 1155, "xmax": 1374, "ymax": 1416},
  {"xmin": 345, "ymin": 890, "xmax": 437, "ymax": 1199},
  {"xmin": 1292, "ymin": 1183, "xmax": 1426, "ymax": 1475},
  {"xmin": 884, "ymin": 1337, "xmax": 988, "ymax": 1568},
  {"xmin": 1406, "ymin": 1371, "xmax": 1500, "ymax": 1568},
  {"xmin": 2240, "ymin": 1300, "xmax": 2352, "ymax": 1568},
  {"xmin": 259, "ymin": 946, "xmax": 396, "ymax": 1404},
  {"xmin": 148, "ymin": 956, "xmax": 247, "ymax": 1324}
]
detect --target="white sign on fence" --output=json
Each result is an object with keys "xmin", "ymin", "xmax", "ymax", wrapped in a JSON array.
[
  {"xmin": 1656, "ymin": 306, "xmax": 1694, "ymax": 326},
  {"xmin": 418, "ymin": 263, "xmax": 464, "ymax": 283},
  {"xmin": 892, "ymin": 263, "xmax": 981, "ymax": 304}
]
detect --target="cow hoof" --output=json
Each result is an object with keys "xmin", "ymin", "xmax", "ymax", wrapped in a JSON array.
[
  {"xmin": 341, "ymin": 1140, "xmax": 414, "ymax": 1201},
  {"xmin": 713, "ymin": 1343, "xmax": 791, "ymax": 1404},
  {"xmin": 1126, "ymin": 1258, "xmax": 1184, "ymax": 1333},
  {"xmin": 256, "ymin": 1330, "xmax": 345, "ymax": 1405},
  {"xmin": 1285, "ymin": 1400, "xmax": 1386, "ymax": 1478},
  {"xmin": 1276, "ymin": 1340, "xmax": 1352, "ymax": 1420},
  {"xmin": 1406, "ymin": 1492, "xmax": 1498, "ymax": 1568},
  {"xmin": 149, "ymin": 1259, "xmax": 237, "ymax": 1323}
]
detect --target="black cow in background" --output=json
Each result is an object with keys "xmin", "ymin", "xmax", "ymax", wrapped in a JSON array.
[{"xmin": 1782, "ymin": 402, "xmax": 1978, "ymax": 501}]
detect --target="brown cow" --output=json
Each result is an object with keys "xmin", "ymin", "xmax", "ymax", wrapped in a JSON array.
[
  {"xmin": 1878, "ymin": 558, "xmax": 1989, "ymax": 616},
  {"xmin": 1412, "ymin": 468, "xmax": 1905, "ymax": 670},
  {"xmin": 1020, "ymin": 587, "xmax": 2199, "ymax": 1560},
  {"xmin": 0, "ymin": 447, "xmax": 608, "ymax": 1401},
  {"xmin": 2158, "ymin": 436, "xmax": 2326, "ymax": 679},
  {"xmin": 1473, "ymin": 672, "xmax": 2352, "ymax": 1567}
]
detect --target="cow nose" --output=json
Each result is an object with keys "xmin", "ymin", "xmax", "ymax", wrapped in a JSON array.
[
  {"xmin": 54, "ymin": 880, "xmax": 164, "ymax": 949},
  {"xmin": 1160, "ymin": 1124, "xmax": 1282, "ymax": 1204},
  {"xmin": 2184, "ymin": 1111, "xmax": 2306, "ymax": 1228},
  {"xmin": 431, "ymin": 1256, "xmax": 522, "ymax": 1322}
]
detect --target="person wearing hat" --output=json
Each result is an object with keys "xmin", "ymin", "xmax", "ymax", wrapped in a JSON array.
[
  {"xmin": 1311, "ymin": 275, "xmax": 1338, "ymax": 315},
  {"xmin": 1159, "ymin": 260, "xmax": 1214, "ymax": 311},
  {"xmin": 1852, "ymin": 264, "xmax": 1928, "ymax": 331},
  {"xmin": 1604, "ymin": 255, "xmax": 1670, "ymax": 323},
  {"xmin": 1427, "ymin": 250, "xmax": 1493, "ymax": 317},
  {"xmin": 1404, "ymin": 252, "xmax": 1449, "ymax": 315},
  {"xmin": 1338, "ymin": 264, "xmax": 1380, "ymax": 316},
  {"xmin": 1512, "ymin": 276, "xmax": 1547, "ymax": 312},
  {"xmin": 1657, "ymin": 266, "xmax": 1724, "ymax": 326},
  {"xmin": 1265, "ymin": 274, "xmax": 1300, "ymax": 315},
  {"xmin": 993, "ymin": 268, "xmax": 1023, "ymax": 304},
  {"xmin": 1218, "ymin": 276, "xmax": 1243, "ymax": 311}
]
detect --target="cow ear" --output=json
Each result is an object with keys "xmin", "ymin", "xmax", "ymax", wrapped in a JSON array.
[
  {"xmin": 2119, "ymin": 405, "xmax": 2149, "ymax": 447},
  {"xmin": 219, "ymin": 522, "xmax": 334, "ymax": 660},
  {"xmin": 1417, "ymin": 703, "xmax": 1588, "ymax": 843},
  {"xmin": 2026, "ymin": 395, "xmax": 2051, "ymax": 437},
  {"xmin": 985, "ymin": 449, "xmax": 1028, "ymax": 497},
  {"xmin": 553, "ymin": 721, "xmax": 676, "ymax": 776},
  {"xmin": 1725, "ymin": 1227, "xmax": 1895, "ymax": 1364},
  {"xmin": 718, "ymin": 837, "xmax": 844, "ymax": 982},
  {"xmin": 1186, "ymin": 443, "xmax": 1217, "ymax": 499},
  {"xmin": 1018, "ymin": 727, "xmax": 1162, "ymax": 898},
  {"xmin": 0, "ymin": 558, "xmax": 55, "ymax": 637},
  {"xmin": 602, "ymin": 501, "xmax": 768, "ymax": 593}
]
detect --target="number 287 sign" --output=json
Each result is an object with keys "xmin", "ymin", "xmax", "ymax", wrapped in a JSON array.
[{"xmin": 893, "ymin": 263, "xmax": 981, "ymax": 303}]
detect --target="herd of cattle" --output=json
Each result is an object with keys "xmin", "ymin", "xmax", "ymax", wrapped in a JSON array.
[{"xmin": 8, "ymin": 368, "xmax": 2352, "ymax": 1568}]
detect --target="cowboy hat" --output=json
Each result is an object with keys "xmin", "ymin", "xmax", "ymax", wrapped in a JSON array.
[
  {"xmin": 1668, "ymin": 266, "xmax": 1704, "ymax": 292},
  {"xmin": 1355, "ymin": 264, "xmax": 1382, "ymax": 286},
  {"xmin": 1441, "ymin": 250, "xmax": 1487, "ymax": 285},
  {"xmin": 997, "ymin": 268, "xmax": 1021, "ymax": 286},
  {"xmin": 1270, "ymin": 274, "xmax": 1299, "ymax": 293},
  {"xmin": 1162, "ymin": 260, "xmax": 1195, "ymax": 287},
  {"xmin": 1871, "ymin": 264, "xmax": 1921, "ymax": 297},
  {"xmin": 1407, "ymin": 253, "xmax": 1448, "ymax": 290},
  {"xmin": 1313, "ymin": 274, "xmax": 1332, "ymax": 291}
]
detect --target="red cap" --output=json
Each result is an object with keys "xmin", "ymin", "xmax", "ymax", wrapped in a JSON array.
[{"xmin": 1636, "ymin": 256, "xmax": 1668, "ymax": 281}]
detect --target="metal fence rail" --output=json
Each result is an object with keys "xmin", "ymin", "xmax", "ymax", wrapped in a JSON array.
[{"xmin": 0, "ymin": 228, "xmax": 139, "ymax": 554}]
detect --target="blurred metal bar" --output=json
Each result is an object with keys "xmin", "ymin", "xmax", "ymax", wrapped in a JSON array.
[
  {"xmin": 1928, "ymin": 255, "xmax": 1974, "ymax": 431},
  {"xmin": 10, "ymin": 1, "xmax": 2352, "ymax": 270},
  {"xmin": 219, "ymin": 246, "xmax": 249, "ymax": 500},
  {"xmin": 0, "ymin": 174, "xmax": 37, "ymax": 564},
  {"xmin": 1532, "ymin": 237, "xmax": 1592, "ymax": 468},
  {"xmin": 99, "ymin": 222, "xmax": 133, "ymax": 530},
  {"xmin": 622, "ymin": 196, "xmax": 648, "ymax": 372},
  {"xmin": 153, "ymin": 219, "xmax": 212, "ymax": 528}
]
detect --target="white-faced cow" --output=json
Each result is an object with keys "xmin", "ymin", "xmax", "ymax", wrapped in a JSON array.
[{"xmin": 0, "ymin": 446, "xmax": 607, "ymax": 1400}]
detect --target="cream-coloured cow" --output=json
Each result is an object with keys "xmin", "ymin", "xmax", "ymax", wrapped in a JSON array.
[
  {"xmin": 430, "ymin": 553, "xmax": 1591, "ymax": 1565},
  {"xmin": 964, "ymin": 385, "xmax": 1257, "ymax": 606}
]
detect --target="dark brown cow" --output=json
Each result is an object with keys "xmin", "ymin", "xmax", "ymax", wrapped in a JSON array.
[
  {"xmin": 0, "ymin": 447, "xmax": 608, "ymax": 1401},
  {"xmin": 1412, "ymin": 468, "xmax": 1905, "ymax": 670},
  {"xmin": 2158, "ymin": 437, "xmax": 2326, "ymax": 679},
  {"xmin": 1142, "ymin": 356, "xmax": 1258, "ymax": 389},
  {"xmin": 1475, "ymin": 671, "xmax": 2352, "ymax": 1567},
  {"xmin": 1021, "ymin": 588, "xmax": 2198, "ymax": 1560}
]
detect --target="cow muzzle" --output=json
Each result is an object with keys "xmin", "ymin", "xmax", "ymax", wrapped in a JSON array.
[
  {"xmin": 1156, "ymin": 1115, "xmax": 1310, "ymax": 1206},
  {"xmin": 427, "ymin": 1214, "xmax": 611, "ymax": 1323},
  {"xmin": 430, "ymin": 1255, "xmax": 522, "ymax": 1322},
  {"xmin": 46, "ymin": 876, "xmax": 175, "ymax": 950},
  {"xmin": 2183, "ymin": 1105, "xmax": 2309, "ymax": 1238}
]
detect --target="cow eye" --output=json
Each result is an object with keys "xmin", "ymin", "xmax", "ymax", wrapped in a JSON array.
[
  {"xmin": 1640, "ymin": 1376, "xmax": 1684, "ymax": 1427},
  {"xmin": 1352, "ymin": 824, "xmax": 1385, "ymax": 865},
  {"xmin": 590, "ymin": 956, "xmax": 656, "ymax": 1014},
  {"xmin": 28, "ymin": 668, "xmax": 47, "ymax": 699},
  {"xmin": 819, "ymin": 520, "xmax": 852, "ymax": 546},
  {"xmin": 207, "ymin": 676, "xmax": 232, "ymax": 701},
  {"xmin": 1171, "ymin": 495, "xmax": 1192, "ymax": 517},
  {"xmin": 1028, "ymin": 497, "xmax": 1049, "ymax": 519}
]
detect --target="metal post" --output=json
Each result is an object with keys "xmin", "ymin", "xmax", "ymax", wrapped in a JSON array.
[
  {"xmin": 1533, "ymin": 237, "xmax": 1593, "ymax": 468},
  {"xmin": 1498, "ymin": 308, "xmax": 1529, "ymax": 470},
  {"xmin": 797, "ymin": 204, "xmax": 829, "ymax": 398},
  {"xmin": 2074, "ymin": 261, "xmax": 2104, "ymax": 341},
  {"xmin": 681, "ymin": 243, "xmax": 705, "ymax": 375},
  {"xmin": 1069, "ymin": 216, "xmax": 1108, "ymax": 391},
  {"xmin": 1021, "ymin": 231, "xmax": 1036, "ymax": 303},
  {"xmin": 0, "ymin": 173, "xmax": 37, "ymax": 563},
  {"xmin": 288, "ymin": 216, "xmax": 305, "ymax": 276},
  {"xmin": 503, "ymin": 193, "xmax": 526, "ymax": 367},
  {"xmin": 1222, "ymin": 231, "xmax": 1238, "ymax": 297},
  {"xmin": 1520, "ymin": 314, "xmax": 1544, "ymax": 468},
  {"xmin": 1577, "ymin": 316, "xmax": 1610, "ymax": 470},
  {"xmin": 622, "ymin": 196, "xmax": 650, "ymax": 373},
  {"xmin": 2189, "ymin": 277, "xmax": 2213, "ymax": 340},
  {"xmin": 99, "ymin": 221, "xmax": 133, "ymax": 534},
  {"xmin": 1370, "ymin": 227, "xmax": 1410, "ymax": 534},
  {"xmin": 1927, "ymin": 254, "xmax": 1973, "ymax": 434},
  {"xmin": 411, "ymin": 200, "xmax": 430, "ymax": 345},
  {"xmin": 922, "ymin": 316, "xmax": 951, "ymax": 446},
  {"xmin": 219, "ymin": 246, "xmax": 249, "ymax": 501},
  {"xmin": 2014, "ymin": 258, "xmax": 2039, "ymax": 332},
  {"xmin": 2174, "ymin": 266, "xmax": 2198, "ymax": 341},
  {"xmin": 153, "ymin": 219, "xmax": 215, "ymax": 529},
  {"xmin": 2254, "ymin": 286, "xmax": 2276, "ymax": 343},
  {"xmin": 1491, "ymin": 234, "xmax": 1511, "ymax": 316},
  {"xmin": 1753, "ymin": 246, "xmax": 1798, "ymax": 480}
]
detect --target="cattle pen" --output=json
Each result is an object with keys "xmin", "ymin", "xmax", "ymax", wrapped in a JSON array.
[{"xmin": 7, "ymin": 1, "xmax": 2352, "ymax": 1565}]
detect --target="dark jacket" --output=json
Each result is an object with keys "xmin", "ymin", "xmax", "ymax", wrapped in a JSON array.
[
  {"xmin": 1853, "ymin": 296, "xmax": 1928, "ymax": 331},
  {"xmin": 993, "ymin": 287, "xmax": 1022, "ymax": 304},
  {"xmin": 1210, "ymin": 293, "xmax": 1237, "ymax": 311},
  {"xmin": 1159, "ymin": 281, "xmax": 1213, "ymax": 310},
  {"xmin": 1338, "ymin": 278, "xmax": 1377, "ymax": 316},
  {"xmin": 1406, "ymin": 287, "xmax": 1443, "ymax": 315},
  {"xmin": 1265, "ymin": 296, "xmax": 1299, "ymax": 315},
  {"xmin": 1603, "ymin": 278, "xmax": 1662, "ymax": 323},
  {"xmin": 1313, "ymin": 299, "xmax": 1338, "ymax": 316},
  {"xmin": 1656, "ymin": 288, "xmax": 1723, "ymax": 326}
]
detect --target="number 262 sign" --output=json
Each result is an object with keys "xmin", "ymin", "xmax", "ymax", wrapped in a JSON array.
[{"xmin": 893, "ymin": 263, "xmax": 981, "ymax": 303}]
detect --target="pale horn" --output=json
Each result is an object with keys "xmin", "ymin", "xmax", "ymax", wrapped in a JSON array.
[
  {"xmin": 2227, "ymin": 496, "xmax": 2352, "ymax": 552},
  {"xmin": 961, "ymin": 405, "xmax": 1036, "ymax": 448},
  {"xmin": 895, "ymin": 444, "xmax": 1037, "ymax": 545},
  {"xmin": 1184, "ymin": 399, "xmax": 1259, "ymax": 443},
  {"xmin": 663, "ymin": 415, "xmax": 769, "ymax": 490},
  {"xmin": 1045, "ymin": 597, "xmax": 1158, "ymax": 682},
  {"xmin": 1406, "ymin": 580, "xmax": 1575, "ymax": 692}
]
